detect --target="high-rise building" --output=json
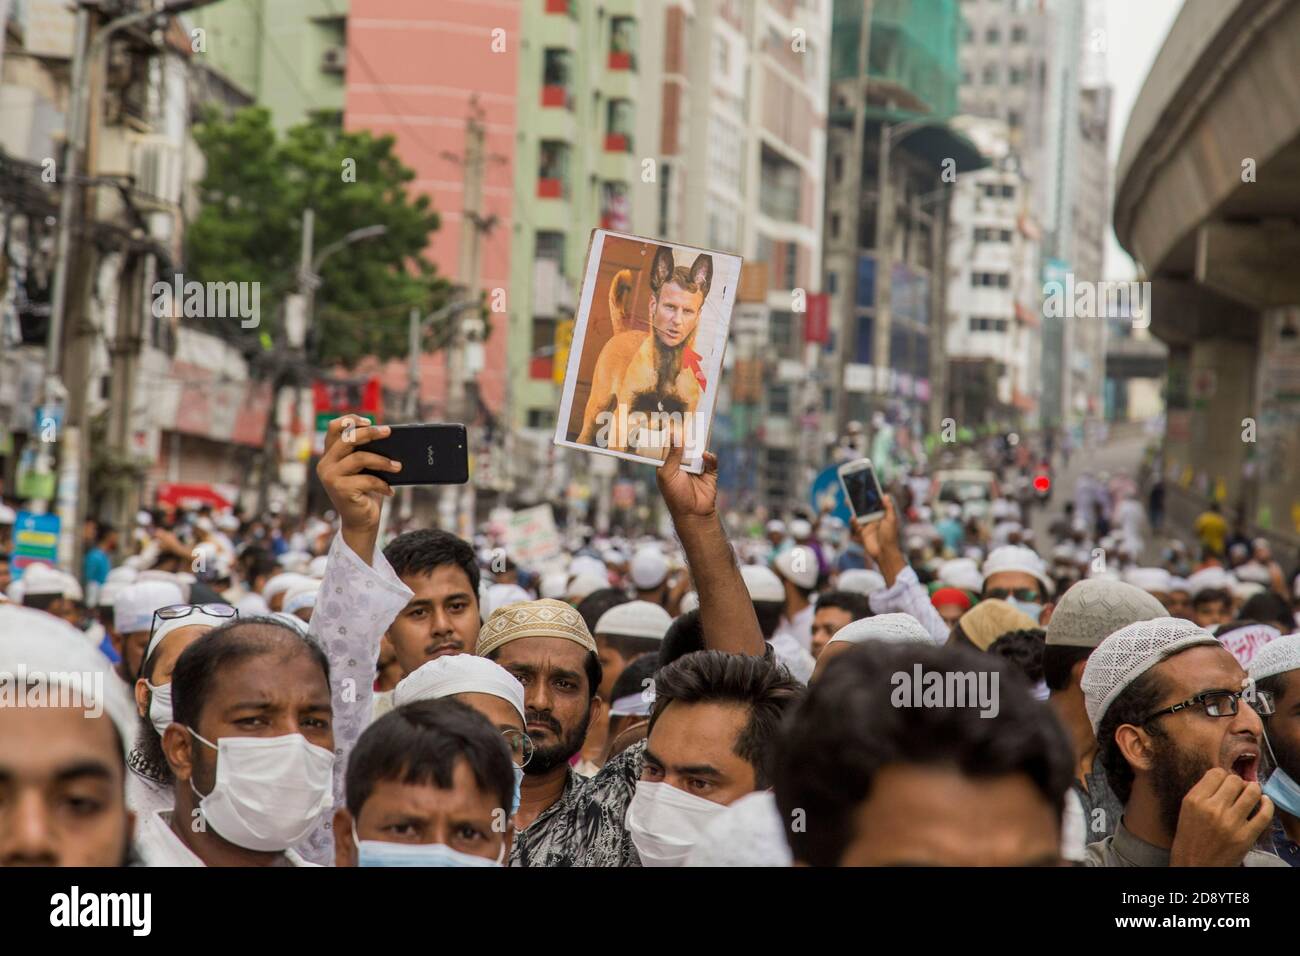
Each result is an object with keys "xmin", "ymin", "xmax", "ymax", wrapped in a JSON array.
[
  {"xmin": 189, "ymin": 0, "xmax": 349, "ymax": 132},
  {"xmin": 943, "ymin": 116, "xmax": 1042, "ymax": 428},
  {"xmin": 957, "ymin": 0, "xmax": 1107, "ymax": 431},
  {"xmin": 824, "ymin": 0, "xmax": 984, "ymax": 459}
]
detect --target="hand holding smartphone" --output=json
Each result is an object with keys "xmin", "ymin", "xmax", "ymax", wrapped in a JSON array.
[
  {"xmin": 358, "ymin": 423, "xmax": 469, "ymax": 485},
  {"xmin": 838, "ymin": 457, "xmax": 885, "ymax": 523}
]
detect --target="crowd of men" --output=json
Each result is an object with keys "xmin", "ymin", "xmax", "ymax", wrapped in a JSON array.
[{"xmin": 1, "ymin": 416, "xmax": 1298, "ymax": 868}]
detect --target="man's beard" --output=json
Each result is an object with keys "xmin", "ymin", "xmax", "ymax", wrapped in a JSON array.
[
  {"xmin": 130, "ymin": 715, "xmax": 174, "ymax": 785},
  {"xmin": 1150, "ymin": 733, "xmax": 1214, "ymax": 837},
  {"xmin": 523, "ymin": 707, "xmax": 591, "ymax": 776}
]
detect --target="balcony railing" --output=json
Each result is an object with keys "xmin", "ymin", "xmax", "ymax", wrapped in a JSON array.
[
  {"xmin": 608, "ymin": 50, "xmax": 637, "ymax": 71},
  {"xmin": 541, "ymin": 85, "xmax": 572, "ymax": 109},
  {"xmin": 537, "ymin": 177, "xmax": 567, "ymax": 199},
  {"xmin": 604, "ymin": 132, "xmax": 633, "ymax": 153}
]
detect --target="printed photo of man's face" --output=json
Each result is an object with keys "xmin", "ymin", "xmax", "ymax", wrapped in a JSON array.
[{"xmin": 649, "ymin": 279, "xmax": 704, "ymax": 349}]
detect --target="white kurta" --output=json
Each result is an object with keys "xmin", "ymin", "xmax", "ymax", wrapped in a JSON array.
[{"xmin": 135, "ymin": 810, "xmax": 320, "ymax": 867}]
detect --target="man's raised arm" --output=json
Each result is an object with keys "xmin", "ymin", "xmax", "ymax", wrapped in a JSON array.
[{"xmin": 656, "ymin": 441, "xmax": 765, "ymax": 657}]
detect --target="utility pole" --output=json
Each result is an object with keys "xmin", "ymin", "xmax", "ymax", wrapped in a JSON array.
[
  {"xmin": 439, "ymin": 101, "xmax": 499, "ymax": 538},
  {"xmin": 833, "ymin": 0, "xmax": 874, "ymax": 439}
]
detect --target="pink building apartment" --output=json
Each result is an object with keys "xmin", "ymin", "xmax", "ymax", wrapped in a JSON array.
[{"xmin": 344, "ymin": 0, "xmax": 520, "ymax": 416}]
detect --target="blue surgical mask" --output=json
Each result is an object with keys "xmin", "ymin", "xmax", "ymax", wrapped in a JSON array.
[
  {"xmin": 511, "ymin": 765, "xmax": 524, "ymax": 817},
  {"xmin": 352, "ymin": 821, "xmax": 505, "ymax": 867},
  {"xmin": 1009, "ymin": 599, "xmax": 1043, "ymax": 622},
  {"xmin": 1263, "ymin": 765, "xmax": 1300, "ymax": 818}
]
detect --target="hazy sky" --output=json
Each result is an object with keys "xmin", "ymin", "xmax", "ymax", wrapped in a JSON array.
[{"xmin": 1101, "ymin": 0, "xmax": 1185, "ymax": 279}]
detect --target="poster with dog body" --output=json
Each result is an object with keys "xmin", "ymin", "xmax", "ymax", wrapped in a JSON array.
[{"xmin": 554, "ymin": 230, "xmax": 742, "ymax": 474}]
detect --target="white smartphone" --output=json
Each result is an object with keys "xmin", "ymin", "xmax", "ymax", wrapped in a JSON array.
[{"xmin": 838, "ymin": 457, "xmax": 886, "ymax": 523}]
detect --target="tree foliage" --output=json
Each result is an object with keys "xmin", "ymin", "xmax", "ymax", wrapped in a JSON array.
[{"xmin": 186, "ymin": 107, "xmax": 448, "ymax": 368}]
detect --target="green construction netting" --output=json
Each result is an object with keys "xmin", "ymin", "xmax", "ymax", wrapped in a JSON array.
[{"xmin": 831, "ymin": 0, "xmax": 962, "ymax": 118}]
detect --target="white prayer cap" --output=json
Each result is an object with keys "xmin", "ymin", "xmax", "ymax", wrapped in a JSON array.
[
  {"xmin": 283, "ymin": 586, "xmax": 320, "ymax": 617},
  {"xmin": 567, "ymin": 572, "xmax": 609, "ymax": 603},
  {"xmin": 568, "ymin": 555, "xmax": 608, "ymax": 581},
  {"xmin": 790, "ymin": 518, "xmax": 812, "ymax": 540},
  {"xmin": 609, "ymin": 690, "xmax": 654, "ymax": 717},
  {"xmin": 308, "ymin": 555, "xmax": 329, "ymax": 579},
  {"xmin": 485, "ymin": 583, "xmax": 531, "ymax": 615},
  {"xmin": 21, "ymin": 563, "xmax": 82, "ymax": 601},
  {"xmin": 144, "ymin": 606, "xmax": 235, "ymax": 663},
  {"xmin": 630, "ymin": 548, "xmax": 669, "ymax": 590},
  {"xmin": 218, "ymin": 513, "xmax": 241, "ymax": 532},
  {"xmin": 106, "ymin": 566, "xmax": 138, "ymax": 586},
  {"xmin": 773, "ymin": 545, "xmax": 818, "ymax": 590},
  {"xmin": 982, "ymin": 545, "xmax": 1053, "ymax": 596},
  {"xmin": 539, "ymin": 571, "xmax": 569, "ymax": 600},
  {"xmin": 1232, "ymin": 580, "xmax": 1266, "ymax": 602},
  {"xmin": 1081, "ymin": 617, "xmax": 1222, "ymax": 733},
  {"xmin": 114, "ymin": 580, "xmax": 185, "ymax": 634},
  {"xmin": 1186, "ymin": 566, "xmax": 1233, "ymax": 597},
  {"xmin": 936, "ymin": 558, "xmax": 983, "ymax": 593},
  {"xmin": 0, "ymin": 503, "xmax": 16, "ymax": 524},
  {"xmin": 0, "ymin": 604, "xmax": 135, "ymax": 757},
  {"xmin": 277, "ymin": 550, "xmax": 313, "ymax": 573},
  {"xmin": 5, "ymin": 579, "xmax": 22, "ymax": 604},
  {"xmin": 393, "ymin": 654, "xmax": 525, "ymax": 722},
  {"xmin": 602, "ymin": 548, "xmax": 627, "ymax": 566},
  {"xmin": 98, "ymin": 579, "xmax": 128, "ymax": 609},
  {"xmin": 135, "ymin": 510, "xmax": 153, "ymax": 526},
  {"xmin": 1234, "ymin": 562, "xmax": 1272, "ymax": 586},
  {"xmin": 1168, "ymin": 576, "xmax": 1191, "ymax": 594},
  {"xmin": 741, "ymin": 565, "xmax": 786, "ymax": 603},
  {"xmin": 765, "ymin": 519, "xmax": 786, "ymax": 535},
  {"xmin": 836, "ymin": 568, "xmax": 886, "ymax": 597},
  {"xmin": 263, "ymin": 572, "xmax": 312, "ymax": 602},
  {"xmin": 1249, "ymin": 634, "xmax": 1300, "ymax": 682},
  {"xmin": 828, "ymin": 612, "xmax": 930, "ymax": 648},
  {"xmin": 685, "ymin": 791, "xmax": 792, "ymax": 867},
  {"xmin": 595, "ymin": 600, "xmax": 672, "ymax": 640},
  {"xmin": 1123, "ymin": 567, "xmax": 1173, "ymax": 594},
  {"xmin": 678, "ymin": 590, "xmax": 699, "ymax": 614}
]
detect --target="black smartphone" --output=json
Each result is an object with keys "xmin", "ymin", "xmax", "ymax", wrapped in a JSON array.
[
  {"xmin": 359, "ymin": 423, "xmax": 469, "ymax": 486},
  {"xmin": 838, "ymin": 457, "xmax": 885, "ymax": 522}
]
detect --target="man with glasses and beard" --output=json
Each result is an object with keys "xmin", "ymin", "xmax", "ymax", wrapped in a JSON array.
[{"xmin": 1081, "ymin": 617, "xmax": 1287, "ymax": 866}]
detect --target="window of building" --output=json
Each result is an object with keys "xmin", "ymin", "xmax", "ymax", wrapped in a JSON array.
[
  {"xmin": 768, "ymin": 383, "xmax": 791, "ymax": 416},
  {"xmin": 1008, "ymin": 67, "xmax": 1024, "ymax": 85},
  {"xmin": 982, "ymin": 64, "xmax": 998, "ymax": 84},
  {"xmin": 827, "ymin": 271, "xmax": 838, "ymax": 295},
  {"xmin": 985, "ymin": 27, "xmax": 1001, "ymax": 44},
  {"xmin": 1012, "ymin": 25, "xmax": 1028, "ymax": 43},
  {"xmin": 709, "ymin": 115, "xmax": 743, "ymax": 187},
  {"xmin": 759, "ymin": 144, "xmax": 801, "ymax": 222},
  {"xmin": 526, "ymin": 408, "xmax": 556, "ymax": 429},
  {"xmin": 832, "ymin": 152, "xmax": 844, "ymax": 183},
  {"xmin": 536, "ymin": 231, "xmax": 565, "ymax": 268},
  {"xmin": 830, "ymin": 212, "xmax": 841, "ymax": 238}
]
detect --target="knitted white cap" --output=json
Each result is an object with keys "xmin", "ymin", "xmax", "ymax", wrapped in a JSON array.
[
  {"xmin": 936, "ymin": 558, "xmax": 984, "ymax": 593},
  {"xmin": 594, "ymin": 600, "xmax": 673, "ymax": 640},
  {"xmin": 773, "ymin": 545, "xmax": 818, "ymax": 590},
  {"xmin": 630, "ymin": 548, "xmax": 669, "ymax": 590},
  {"xmin": 393, "ymin": 653, "xmax": 526, "ymax": 721},
  {"xmin": 1123, "ymin": 567, "xmax": 1173, "ymax": 594},
  {"xmin": 1185, "ymin": 566, "xmax": 1233, "ymax": 597},
  {"xmin": 827, "ymin": 612, "xmax": 931, "ymax": 648},
  {"xmin": 982, "ymin": 545, "xmax": 1053, "ymax": 596},
  {"xmin": 1081, "ymin": 617, "xmax": 1221, "ymax": 733},
  {"xmin": 678, "ymin": 590, "xmax": 699, "ymax": 614},
  {"xmin": 741, "ymin": 565, "xmax": 786, "ymax": 603},
  {"xmin": 836, "ymin": 568, "xmax": 887, "ymax": 597},
  {"xmin": 113, "ymin": 580, "xmax": 185, "ymax": 634},
  {"xmin": 1247, "ymin": 633, "xmax": 1300, "ymax": 682}
]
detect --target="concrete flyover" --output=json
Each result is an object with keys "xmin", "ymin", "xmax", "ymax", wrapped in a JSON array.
[{"xmin": 1113, "ymin": 0, "xmax": 1300, "ymax": 555}]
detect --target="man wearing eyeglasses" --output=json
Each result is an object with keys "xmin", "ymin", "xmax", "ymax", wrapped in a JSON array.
[{"xmin": 1081, "ymin": 617, "xmax": 1287, "ymax": 866}]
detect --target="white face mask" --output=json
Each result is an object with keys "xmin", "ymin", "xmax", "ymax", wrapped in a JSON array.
[
  {"xmin": 146, "ymin": 681, "xmax": 173, "ymax": 738},
  {"xmin": 188, "ymin": 730, "xmax": 335, "ymax": 852},
  {"xmin": 626, "ymin": 780, "xmax": 729, "ymax": 867}
]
